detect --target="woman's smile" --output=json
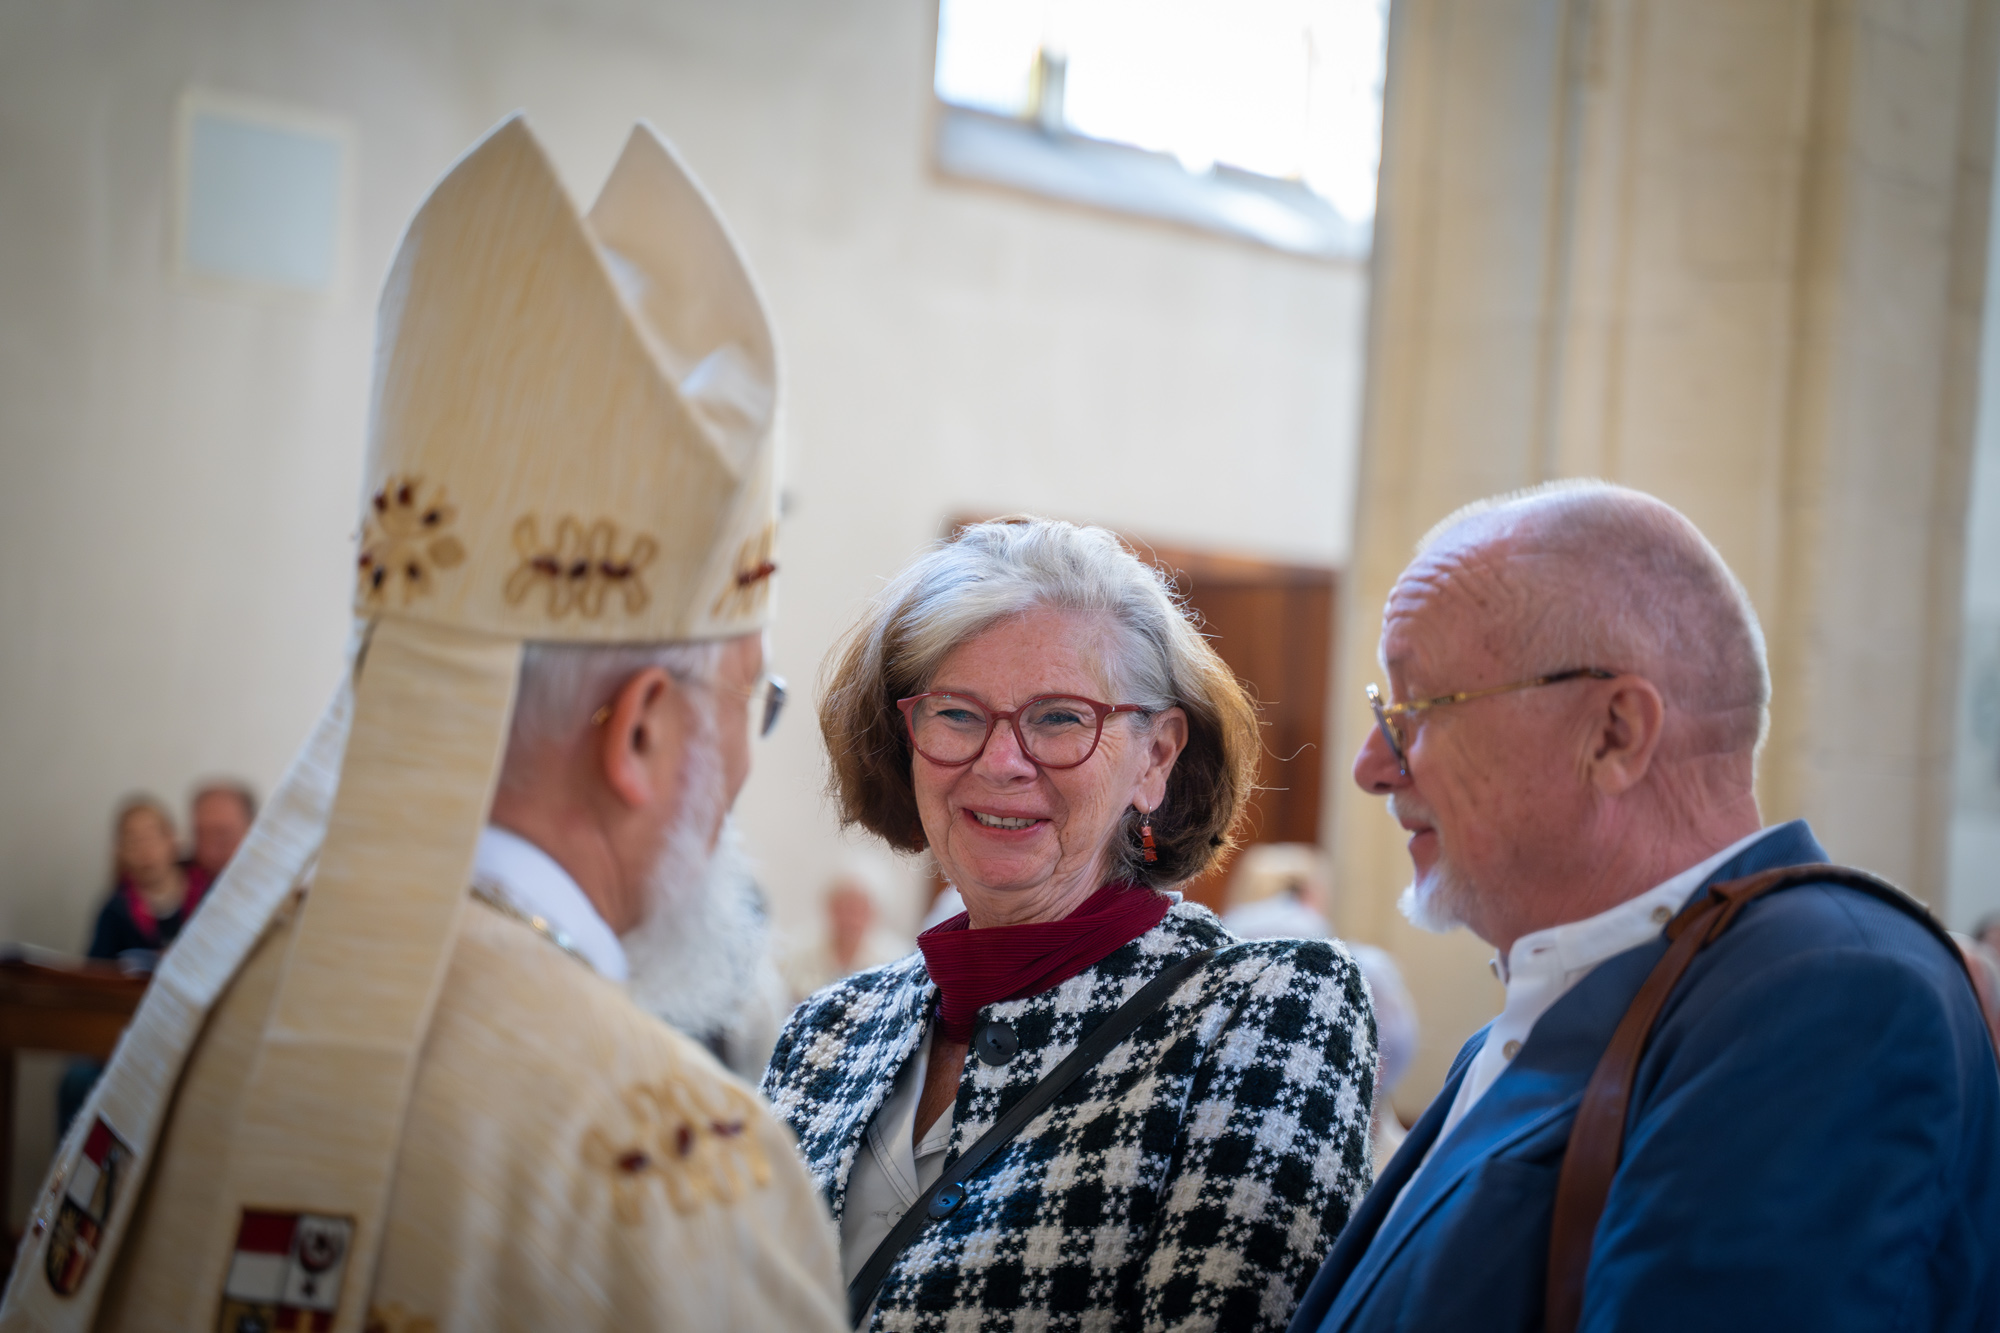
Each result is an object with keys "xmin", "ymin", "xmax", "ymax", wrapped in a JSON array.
[{"xmin": 966, "ymin": 808, "xmax": 1048, "ymax": 833}]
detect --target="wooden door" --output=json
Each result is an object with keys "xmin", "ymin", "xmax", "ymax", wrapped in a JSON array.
[{"xmin": 1135, "ymin": 540, "xmax": 1336, "ymax": 912}]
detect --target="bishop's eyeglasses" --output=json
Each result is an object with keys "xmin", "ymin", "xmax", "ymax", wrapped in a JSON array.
[
  {"xmin": 1366, "ymin": 668, "xmax": 1616, "ymax": 775},
  {"xmin": 742, "ymin": 674, "xmax": 788, "ymax": 739},
  {"xmin": 600, "ymin": 673, "xmax": 786, "ymax": 739}
]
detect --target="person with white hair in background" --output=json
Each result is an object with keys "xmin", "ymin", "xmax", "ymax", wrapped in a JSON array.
[
  {"xmin": 1219, "ymin": 848, "xmax": 1420, "ymax": 1174},
  {"xmin": 2, "ymin": 117, "xmax": 843, "ymax": 1332},
  {"xmin": 1346, "ymin": 944, "xmax": 1418, "ymax": 1175},
  {"xmin": 1220, "ymin": 842, "xmax": 1334, "ymax": 940},
  {"xmin": 1954, "ymin": 933, "xmax": 2000, "ymax": 1051},
  {"xmin": 1287, "ymin": 480, "xmax": 2000, "ymax": 1333},
  {"xmin": 781, "ymin": 851, "xmax": 917, "ymax": 1001}
]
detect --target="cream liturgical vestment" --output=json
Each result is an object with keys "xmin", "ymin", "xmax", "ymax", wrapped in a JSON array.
[{"xmin": 0, "ymin": 115, "xmax": 843, "ymax": 1333}]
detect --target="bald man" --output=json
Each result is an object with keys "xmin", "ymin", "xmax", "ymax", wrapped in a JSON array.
[{"xmin": 1287, "ymin": 482, "xmax": 1999, "ymax": 1333}]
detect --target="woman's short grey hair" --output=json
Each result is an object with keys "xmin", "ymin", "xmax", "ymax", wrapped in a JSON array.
[
  {"xmin": 503, "ymin": 639, "xmax": 725, "ymax": 779},
  {"xmin": 820, "ymin": 517, "xmax": 1260, "ymax": 888}
]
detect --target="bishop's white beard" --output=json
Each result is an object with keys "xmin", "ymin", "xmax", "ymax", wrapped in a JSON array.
[{"xmin": 621, "ymin": 740, "xmax": 771, "ymax": 1042}]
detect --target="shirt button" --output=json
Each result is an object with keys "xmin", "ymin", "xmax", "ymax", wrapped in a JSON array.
[
  {"xmin": 1502, "ymin": 1039, "xmax": 1522, "ymax": 1060},
  {"xmin": 1651, "ymin": 905, "xmax": 1672, "ymax": 925}
]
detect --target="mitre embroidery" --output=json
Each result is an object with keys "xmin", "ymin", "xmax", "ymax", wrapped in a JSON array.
[
  {"xmin": 709, "ymin": 522, "xmax": 778, "ymax": 620},
  {"xmin": 357, "ymin": 477, "xmax": 466, "ymax": 606},
  {"xmin": 582, "ymin": 1077, "xmax": 769, "ymax": 1222},
  {"xmin": 504, "ymin": 516, "xmax": 658, "ymax": 618}
]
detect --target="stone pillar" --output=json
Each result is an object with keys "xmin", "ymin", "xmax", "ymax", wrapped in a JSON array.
[{"xmin": 1333, "ymin": 0, "xmax": 2000, "ymax": 1113}]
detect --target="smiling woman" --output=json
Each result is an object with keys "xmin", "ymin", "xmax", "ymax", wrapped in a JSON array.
[{"xmin": 762, "ymin": 517, "xmax": 1379, "ymax": 1333}]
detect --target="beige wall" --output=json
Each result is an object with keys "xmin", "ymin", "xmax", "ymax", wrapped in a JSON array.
[
  {"xmin": 1336, "ymin": 0, "xmax": 2000, "ymax": 1117},
  {"xmin": 0, "ymin": 0, "xmax": 1368, "ymax": 1206},
  {"xmin": 1948, "ymin": 76, "xmax": 2000, "ymax": 930}
]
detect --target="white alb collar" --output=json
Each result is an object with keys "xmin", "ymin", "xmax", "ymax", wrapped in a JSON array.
[
  {"xmin": 471, "ymin": 826, "xmax": 628, "ymax": 982},
  {"xmin": 1499, "ymin": 825, "xmax": 1779, "ymax": 985}
]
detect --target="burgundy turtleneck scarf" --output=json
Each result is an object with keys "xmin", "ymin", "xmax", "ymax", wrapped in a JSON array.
[{"xmin": 917, "ymin": 881, "xmax": 1171, "ymax": 1042}]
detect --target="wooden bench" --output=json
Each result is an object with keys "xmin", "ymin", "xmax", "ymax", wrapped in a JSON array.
[{"xmin": 0, "ymin": 954, "xmax": 149, "ymax": 1222}]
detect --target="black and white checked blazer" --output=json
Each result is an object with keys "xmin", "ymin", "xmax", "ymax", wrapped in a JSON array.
[{"xmin": 761, "ymin": 900, "xmax": 1377, "ymax": 1333}]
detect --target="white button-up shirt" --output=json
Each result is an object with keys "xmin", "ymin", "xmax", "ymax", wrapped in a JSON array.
[
  {"xmin": 1391, "ymin": 826, "xmax": 1778, "ymax": 1209},
  {"xmin": 470, "ymin": 825, "xmax": 628, "ymax": 982}
]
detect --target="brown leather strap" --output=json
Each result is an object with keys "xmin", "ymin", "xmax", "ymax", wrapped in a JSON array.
[{"xmin": 1543, "ymin": 863, "xmax": 1984, "ymax": 1333}]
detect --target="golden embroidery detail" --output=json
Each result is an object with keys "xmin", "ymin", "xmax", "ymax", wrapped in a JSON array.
[
  {"xmin": 709, "ymin": 522, "xmax": 778, "ymax": 620},
  {"xmin": 583, "ymin": 1077, "xmax": 770, "ymax": 1222},
  {"xmin": 505, "ymin": 516, "xmax": 658, "ymax": 618},
  {"xmin": 357, "ymin": 476, "xmax": 465, "ymax": 605},
  {"xmin": 365, "ymin": 1304, "xmax": 438, "ymax": 1333}
]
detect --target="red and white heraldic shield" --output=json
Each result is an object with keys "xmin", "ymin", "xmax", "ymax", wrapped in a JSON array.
[
  {"xmin": 43, "ymin": 1116, "xmax": 133, "ymax": 1297},
  {"xmin": 215, "ymin": 1209, "xmax": 354, "ymax": 1333}
]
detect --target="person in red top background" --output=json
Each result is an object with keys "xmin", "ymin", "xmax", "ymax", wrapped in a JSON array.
[
  {"xmin": 86, "ymin": 796, "xmax": 197, "ymax": 963},
  {"xmin": 60, "ymin": 783, "xmax": 256, "ymax": 1133},
  {"xmin": 85, "ymin": 781, "xmax": 254, "ymax": 961}
]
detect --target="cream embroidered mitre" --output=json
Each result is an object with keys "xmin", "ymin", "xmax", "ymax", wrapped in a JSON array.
[{"xmin": 0, "ymin": 116, "xmax": 839, "ymax": 1333}]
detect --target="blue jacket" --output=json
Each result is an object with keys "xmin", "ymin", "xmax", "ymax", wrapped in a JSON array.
[{"xmin": 1288, "ymin": 820, "xmax": 2000, "ymax": 1333}]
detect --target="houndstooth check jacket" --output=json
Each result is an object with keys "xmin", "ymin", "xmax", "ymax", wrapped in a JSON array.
[{"xmin": 761, "ymin": 899, "xmax": 1377, "ymax": 1333}]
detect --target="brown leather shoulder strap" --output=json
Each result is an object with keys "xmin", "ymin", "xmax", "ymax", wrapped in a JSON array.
[{"xmin": 1543, "ymin": 863, "xmax": 1980, "ymax": 1333}]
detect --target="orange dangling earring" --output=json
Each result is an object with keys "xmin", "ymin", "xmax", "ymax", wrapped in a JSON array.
[{"xmin": 1139, "ymin": 811, "xmax": 1158, "ymax": 863}]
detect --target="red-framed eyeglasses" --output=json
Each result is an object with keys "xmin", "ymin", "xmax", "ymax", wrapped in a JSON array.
[{"xmin": 895, "ymin": 691, "xmax": 1149, "ymax": 769}]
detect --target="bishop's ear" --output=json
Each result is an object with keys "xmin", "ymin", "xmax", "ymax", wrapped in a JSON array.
[
  {"xmin": 1584, "ymin": 676, "xmax": 1666, "ymax": 796},
  {"xmin": 596, "ymin": 666, "xmax": 688, "ymax": 810}
]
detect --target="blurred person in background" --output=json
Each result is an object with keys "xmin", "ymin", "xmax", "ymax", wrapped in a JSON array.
[
  {"xmin": 764, "ymin": 517, "xmax": 1377, "ymax": 1332},
  {"xmin": 1347, "ymin": 944, "xmax": 1419, "ymax": 1174},
  {"xmin": 1221, "ymin": 842, "xmax": 1333, "ymax": 939},
  {"xmin": 1956, "ymin": 933, "xmax": 2000, "ymax": 1049},
  {"xmin": 782, "ymin": 851, "xmax": 917, "ymax": 999},
  {"xmin": 1220, "ymin": 848, "xmax": 1420, "ymax": 1173},
  {"xmin": 186, "ymin": 779, "xmax": 256, "ymax": 891},
  {"xmin": 918, "ymin": 864, "xmax": 965, "ymax": 931},
  {"xmin": 88, "ymin": 795, "xmax": 202, "ymax": 964},
  {"xmin": 1974, "ymin": 911, "xmax": 2000, "ymax": 955},
  {"xmin": 61, "ymin": 795, "xmax": 206, "ymax": 1133}
]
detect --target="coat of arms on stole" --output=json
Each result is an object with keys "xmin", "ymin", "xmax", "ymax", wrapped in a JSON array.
[
  {"xmin": 215, "ymin": 1210, "xmax": 354, "ymax": 1332},
  {"xmin": 43, "ymin": 1116, "xmax": 132, "ymax": 1296}
]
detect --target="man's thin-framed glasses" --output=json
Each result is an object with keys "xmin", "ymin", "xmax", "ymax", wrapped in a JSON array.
[
  {"xmin": 896, "ymin": 691, "xmax": 1148, "ymax": 769},
  {"xmin": 1366, "ymin": 668, "xmax": 1617, "ymax": 775}
]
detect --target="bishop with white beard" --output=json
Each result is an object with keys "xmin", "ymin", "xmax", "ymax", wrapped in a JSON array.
[{"xmin": 3, "ymin": 117, "xmax": 844, "ymax": 1333}]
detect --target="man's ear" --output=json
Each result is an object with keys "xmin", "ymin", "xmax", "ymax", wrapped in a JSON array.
[
  {"xmin": 1586, "ymin": 677, "xmax": 1666, "ymax": 796},
  {"xmin": 1131, "ymin": 706, "xmax": 1190, "ymax": 812},
  {"xmin": 597, "ymin": 666, "xmax": 684, "ymax": 810}
]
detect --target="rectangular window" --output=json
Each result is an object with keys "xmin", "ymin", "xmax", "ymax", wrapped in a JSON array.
[
  {"xmin": 933, "ymin": 0, "xmax": 1389, "ymax": 260},
  {"xmin": 173, "ymin": 88, "xmax": 354, "ymax": 300}
]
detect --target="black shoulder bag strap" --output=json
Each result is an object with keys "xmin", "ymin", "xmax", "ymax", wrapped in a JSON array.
[{"xmin": 846, "ymin": 946, "xmax": 1218, "ymax": 1327}]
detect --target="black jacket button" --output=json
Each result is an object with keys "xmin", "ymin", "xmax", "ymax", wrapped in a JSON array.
[
  {"xmin": 974, "ymin": 1021, "xmax": 1019, "ymax": 1066},
  {"xmin": 928, "ymin": 1185, "xmax": 964, "ymax": 1218}
]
